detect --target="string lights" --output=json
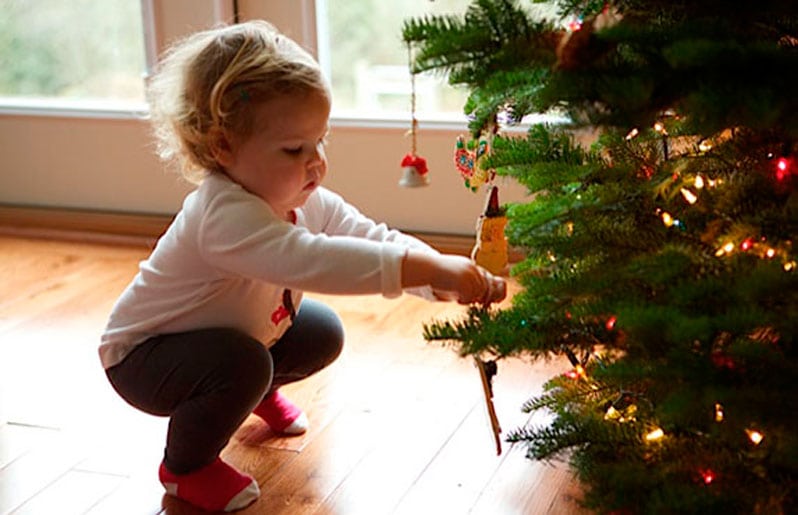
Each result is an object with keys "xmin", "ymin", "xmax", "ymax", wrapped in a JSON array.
[
  {"xmin": 746, "ymin": 428, "xmax": 764, "ymax": 446},
  {"xmin": 709, "ymin": 235, "xmax": 795, "ymax": 270},
  {"xmin": 627, "ymin": 122, "xmax": 797, "ymax": 272},
  {"xmin": 680, "ymin": 188, "xmax": 698, "ymax": 204},
  {"xmin": 694, "ymin": 174, "xmax": 705, "ymax": 188},
  {"xmin": 645, "ymin": 427, "xmax": 665, "ymax": 442},
  {"xmin": 775, "ymin": 156, "xmax": 792, "ymax": 181},
  {"xmin": 557, "ymin": 121, "xmax": 788, "ymax": 487},
  {"xmin": 714, "ymin": 403, "xmax": 724, "ymax": 422}
]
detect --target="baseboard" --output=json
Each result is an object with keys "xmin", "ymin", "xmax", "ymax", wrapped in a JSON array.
[
  {"xmin": 0, "ymin": 205, "xmax": 172, "ymax": 247},
  {"xmin": 0, "ymin": 204, "xmax": 482, "ymax": 255}
]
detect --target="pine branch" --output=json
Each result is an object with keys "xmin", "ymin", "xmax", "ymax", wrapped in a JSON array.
[
  {"xmin": 507, "ymin": 413, "xmax": 646, "ymax": 461},
  {"xmin": 403, "ymin": 0, "xmax": 559, "ymax": 129}
]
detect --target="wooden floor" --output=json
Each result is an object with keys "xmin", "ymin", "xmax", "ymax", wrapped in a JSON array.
[{"xmin": 0, "ymin": 235, "xmax": 589, "ymax": 515}]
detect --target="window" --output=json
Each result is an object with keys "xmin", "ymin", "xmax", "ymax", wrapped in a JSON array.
[
  {"xmin": 0, "ymin": 0, "xmax": 146, "ymax": 108},
  {"xmin": 317, "ymin": 0, "xmax": 471, "ymax": 122}
]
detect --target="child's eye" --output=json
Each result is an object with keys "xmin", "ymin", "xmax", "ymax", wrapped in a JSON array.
[{"xmin": 283, "ymin": 146, "xmax": 302, "ymax": 155}]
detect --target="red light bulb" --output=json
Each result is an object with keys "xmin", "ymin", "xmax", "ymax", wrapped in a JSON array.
[
  {"xmin": 776, "ymin": 157, "xmax": 791, "ymax": 181},
  {"xmin": 568, "ymin": 18, "xmax": 583, "ymax": 31}
]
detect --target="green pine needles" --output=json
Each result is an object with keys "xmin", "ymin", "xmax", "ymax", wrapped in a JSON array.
[{"xmin": 405, "ymin": 1, "xmax": 798, "ymax": 513}]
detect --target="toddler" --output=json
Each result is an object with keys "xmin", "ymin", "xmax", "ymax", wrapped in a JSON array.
[{"xmin": 100, "ymin": 20, "xmax": 505, "ymax": 512}]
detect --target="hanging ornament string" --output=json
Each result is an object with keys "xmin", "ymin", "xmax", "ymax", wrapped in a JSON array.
[
  {"xmin": 409, "ymin": 42, "xmax": 418, "ymax": 158},
  {"xmin": 399, "ymin": 41, "xmax": 430, "ymax": 187}
]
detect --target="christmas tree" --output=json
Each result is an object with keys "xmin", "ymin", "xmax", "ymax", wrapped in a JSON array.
[{"xmin": 403, "ymin": 1, "xmax": 798, "ymax": 513}]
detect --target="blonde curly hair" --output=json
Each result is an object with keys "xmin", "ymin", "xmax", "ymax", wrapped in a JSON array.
[{"xmin": 147, "ymin": 20, "xmax": 329, "ymax": 183}]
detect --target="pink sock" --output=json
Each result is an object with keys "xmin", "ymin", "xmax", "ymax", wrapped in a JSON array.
[
  {"xmin": 252, "ymin": 390, "xmax": 308, "ymax": 434},
  {"xmin": 159, "ymin": 458, "xmax": 259, "ymax": 512}
]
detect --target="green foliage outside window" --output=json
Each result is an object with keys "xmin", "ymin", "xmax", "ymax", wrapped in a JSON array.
[{"xmin": 0, "ymin": 0, "xmax": 145, "ymax": 102}]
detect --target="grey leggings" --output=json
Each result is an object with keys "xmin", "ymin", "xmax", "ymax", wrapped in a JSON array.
[{"xmin": 106, "ymin": 298, "xmax": 344, "ymax": 474}]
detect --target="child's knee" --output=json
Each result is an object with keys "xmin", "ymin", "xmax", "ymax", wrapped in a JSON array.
[
  {"xmin": 209, "ymin": 328, "xmax": 273, "ymax": 393},
  {"xmin": 317, "ymin": 309, "xmax": 345, "ymax": 363},
  {"xmin": 296, "ymin": 299, "xmax": 345, "ymax": 360}
]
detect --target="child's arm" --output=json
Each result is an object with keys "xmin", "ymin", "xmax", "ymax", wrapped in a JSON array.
[
  {"xmin": 402, "ymin": 249, "xmax": 506, "ymax": 305},
  {"xmin": 197, "ymin": 181, "xmax": 504, "ymax": 301},
  {"xmin": 311, "ymin": 188, "xmax": 435, "ymax": 252},
  {"xmin": 307, "ymin": 189, "xmax": 505, "ymax": 304}
]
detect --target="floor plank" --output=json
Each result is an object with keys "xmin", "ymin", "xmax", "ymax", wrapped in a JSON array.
[
  {"xmin": 391, "ymin": 404, "xmax": 506, "ymax": 515},
  {"xmin": 11, "ymin": 470, "xmax": 124, "ymax": 515},
  {"xmin": 83, "ymin": 474, "xmax": 166, "ymax": 515},
  {"xmin": 0, "ymin": 428, "xmax": 84, "ymax": 514},
  {"xmin": 0, "ymin": 423, "xmax": 58, "ymax": 471},
  {"xmin": 310, "ymin": 361, "xmax": 479, "ymax": 515}
]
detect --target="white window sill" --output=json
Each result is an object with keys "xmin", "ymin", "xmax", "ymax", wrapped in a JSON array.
[
  {"xmin": 0, "ymin": 97, "xmax": 148, "ymax": 120},
  {"xmin": 330, "ymin": 109, "xmax": 566, "ymax": 133},
  {"xmin": 0, "ymin": 98, "xmax": 566, "ymax": 131}
]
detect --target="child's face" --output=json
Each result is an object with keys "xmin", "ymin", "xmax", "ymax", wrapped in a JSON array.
[{"xmin": 221, "ymin": 89, "xmax": 331, "ymax": 220}]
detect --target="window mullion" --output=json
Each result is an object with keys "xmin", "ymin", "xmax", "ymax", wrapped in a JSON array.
[{"xmin": 140, "ymin": 0, "xmax": 161, "ymax": 81}]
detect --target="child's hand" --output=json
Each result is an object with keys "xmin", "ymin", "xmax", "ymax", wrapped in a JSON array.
[
  {"xmin": 403, "ymin": 251, "xmax": 507, "ymax": 306},
  {"xmin": 432, "ymin": 277, "xmax": 505, "ymax": 305},
  {"xmin": 433, "ymin": 254, "xmax": 506, "ymax": 305},
  {"xmin": 480, "ymin": 270, "xmax": 507, "ymax": 305}
]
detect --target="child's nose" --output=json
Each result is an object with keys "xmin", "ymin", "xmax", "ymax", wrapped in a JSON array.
[{"xmin": 308, "ymin": 142, "xmax": 325, "ymax": 164}]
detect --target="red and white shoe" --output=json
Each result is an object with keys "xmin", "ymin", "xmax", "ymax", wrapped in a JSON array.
[
  {"xmin": 252, "ymin": 390, "xmax": 308, "ymax": 435},
  {"xmin": 159, "ymin": 458, "xmax": 259, "ymax": 512}
]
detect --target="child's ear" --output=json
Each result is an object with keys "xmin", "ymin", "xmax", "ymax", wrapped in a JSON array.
[{"xmin": 210, "ymin": 127, "xmax": 236, "ymax": 168}]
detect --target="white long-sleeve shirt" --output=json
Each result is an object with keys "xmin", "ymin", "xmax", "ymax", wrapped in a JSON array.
[{"xmin": 100, "ymin": 173, "xmax": 436, "ymax": 369}]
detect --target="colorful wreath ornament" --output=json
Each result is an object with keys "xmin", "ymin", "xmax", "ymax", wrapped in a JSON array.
[{"xmin": 454, "ymin": 136, "xmax": 494, "ymax": 191}]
